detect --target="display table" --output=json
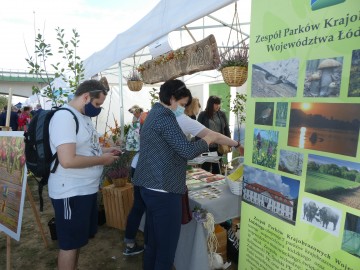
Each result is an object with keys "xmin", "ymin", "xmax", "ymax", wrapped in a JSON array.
[
  {"xmin": 174, "ymin": 182, "xmax": 241, "ymax": 270},
  {"xmin": 188, "ymin": 182, "xmax": 241, "ymax": 224},
  {"xmin": 102, "ymin": 183, "xmax": 134, "ymax": 230}
]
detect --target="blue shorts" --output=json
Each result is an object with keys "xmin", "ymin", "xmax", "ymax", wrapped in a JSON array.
[{"xmin": 51, "ymin": 193, "xmax": 98, "ymax": 250}]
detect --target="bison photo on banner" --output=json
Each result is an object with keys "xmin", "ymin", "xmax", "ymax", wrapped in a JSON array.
[{"xmin": 301, "ymin": 197, "xmax": 342, "ymax": 236}]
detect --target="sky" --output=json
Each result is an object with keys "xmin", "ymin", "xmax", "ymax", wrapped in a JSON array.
[
  {"xmin": 0, "ymin": 0, "xmax": 160, "ymax": 71},
  {"xmin": 291, "ymin": 102, "xmax": 360, "ymax": 122},
  {"xmin": 244, "ymin": 166, "xmax": 300, "ymax": 199},
  {"xmin": 308, "ymin": 154, "xmax": 360, "ymax": 172}
]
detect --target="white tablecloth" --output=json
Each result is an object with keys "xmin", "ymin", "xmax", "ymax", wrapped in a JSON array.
[{"xmin": 174, "ymin": 182, "xmax": 241, "ymax": 270}]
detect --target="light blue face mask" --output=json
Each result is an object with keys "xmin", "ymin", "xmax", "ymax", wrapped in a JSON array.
[{"xmin": 173, "ymin": 105, "xmax": 185, "ymax": 117}]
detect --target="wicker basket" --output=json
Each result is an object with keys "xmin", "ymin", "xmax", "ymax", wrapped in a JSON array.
[
  {"xmin": 221, "ymin": 66, "xmax": 248, "ymax": 87},
  {"xmin": 225, "ymin": 156, "xmax": 244, "ymax": 195},
  {"xmin": 127, "ymin": 81, "xmax": 143, "ymax": 91},
  {"xmin": 112, "ymin": 177, "xmax": 128, "ymax": 187}
]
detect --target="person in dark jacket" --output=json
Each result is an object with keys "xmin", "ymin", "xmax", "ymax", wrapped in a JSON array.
[
  {"xmin": 0, "ymin": 105, "xmax": 19, "ymax": 131},
  {"xmin": 35, "ymin": 104, "xmax": 44, "ymax": 114},
  {"xmin": 197, "ymin": 95, "xmax": 230, "ymax": 174},
  {"xmin": 132, "ymin": 79, "xmax": 216, "ymax": 270}
]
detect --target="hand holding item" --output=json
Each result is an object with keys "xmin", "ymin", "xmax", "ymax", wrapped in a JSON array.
[
  {"xmin": 238, "ymin": 144, "xmax": 245, "ymax": 156},
  {"xmin": 110, "ymin": 146, "xmax": 122, "ymax": 156},
  {"xmin": 227, "ymin": 141, "xmax": 244, "ymax": 156},
  {"xmin": 102, "ymin": 152, "xmax": 120, "ymax": 165},
  {"xmin": 102, "ymin": 146, "xmax": 122, "ymax": 155}
]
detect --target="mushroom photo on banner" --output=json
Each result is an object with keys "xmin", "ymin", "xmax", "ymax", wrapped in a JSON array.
[
  {"xmin": 304, "ymin": 57, "xmax": 343, "ymax": 97},
  {"xmin": 318, "ymin": 58, "xmax": 342, "ymax": 97}
]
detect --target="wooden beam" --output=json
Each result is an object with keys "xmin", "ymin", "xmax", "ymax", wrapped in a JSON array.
[{"xmin": 139, "ymin": 35, "xmax": 220, "ymax": 84}]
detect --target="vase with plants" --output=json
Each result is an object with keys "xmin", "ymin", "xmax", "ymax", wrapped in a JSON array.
[
  {"xmin": 124, "ymin": 69, "xmax": 143, "ymax": 91},
  {"xmin": 102, "ymin": 151, "xmax": 132, "ymax": 187},
  {"xmin": 218, "ymin": 41, "xmax": 249, "ymax": 87},
  {"xmin": 192, "ymin": 206, "xmax": 208, "ymax": 223}
]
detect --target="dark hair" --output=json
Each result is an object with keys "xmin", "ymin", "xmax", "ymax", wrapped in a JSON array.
[
  {"xmin": 205, "ymin": 96, "xmax": 221, "ymax": 118},
  {"xmin": 23, "ymin": 106, "xmax": 31, "ymax": 112},
  {"xmin": 75, "ymin": 80, "xmax": 108, "ymax": 98},
  {"xmin": 159, "ymin": 79, "xmax": 192, "ymax": 106}
]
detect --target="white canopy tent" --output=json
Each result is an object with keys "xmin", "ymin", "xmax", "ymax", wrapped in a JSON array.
[
  {"xmin": 83, "ymin": 0, "xmax": 239, "ymax": 79},
  {"xmin": 25, "ymin": 0, "xmax": 251, "ymax": 136},
  {"xmin": 80, "ymin": 0, "xmax": 251, "ymax": 137}
]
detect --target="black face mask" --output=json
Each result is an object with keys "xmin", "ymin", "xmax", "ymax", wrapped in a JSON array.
[{"xmin": 84, "ymin": 102, "xmax": 102, "ymax": 117}]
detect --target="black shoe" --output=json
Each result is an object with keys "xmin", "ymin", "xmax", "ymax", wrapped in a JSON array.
[{"xmin": 123, "ymin": 243, "xmax": 144, "ymax": 256}]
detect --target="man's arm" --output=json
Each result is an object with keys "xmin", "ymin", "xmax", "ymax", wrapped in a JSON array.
[
  {"xmin": 56, "ymin": 143, "xmax": 119, "ymax": 168},
  {"xmin": 197, "ymin": 128, "xmax": 238, "ymax": 147}
]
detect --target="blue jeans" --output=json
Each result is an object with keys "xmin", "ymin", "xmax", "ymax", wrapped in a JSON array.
[
  {"xmin": 140, "ymin": 187, "xmax": 182, "ymax": 270},
  {"xmin": 124, "ymin": 185, "xmax": 145, "ymax": 244}
]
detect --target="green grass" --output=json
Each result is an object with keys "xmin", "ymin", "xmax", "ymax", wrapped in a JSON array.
[{"xmin": 305, "ymin": 171, "xmax": 360, "ymax": 192}]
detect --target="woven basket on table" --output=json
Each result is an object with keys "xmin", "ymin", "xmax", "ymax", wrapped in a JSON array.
[
  {"xmin": 221, "ymin": 66, "xmax": 248, "ymax": 87},
  {"xmin": 127, "ymin": 81, "xmax": 143, "ymax": 91},
  {"xmin": 225, "ymin": 156, "xmax": 244, "ymax": 195},
  {"xmin": 112, "ymin": 177, "xmax": 128, "ymax": 187}
]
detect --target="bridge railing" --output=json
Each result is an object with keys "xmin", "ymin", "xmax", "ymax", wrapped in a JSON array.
[{"xmin": 0, "ymin": 68, "xmax": 55, "ymax": 83}]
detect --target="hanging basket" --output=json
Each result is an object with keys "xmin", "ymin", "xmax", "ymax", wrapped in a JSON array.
[
  {"xmin": 112, "ymin": 177, "xmax": 128, "ymax": 187},
  {"xmin": 221, "ymin": 66, "xmax": 248, "ymax": 87},
  {"xmin": 127, "ymin": 81, "xmax": 143, "ymax": 91}
]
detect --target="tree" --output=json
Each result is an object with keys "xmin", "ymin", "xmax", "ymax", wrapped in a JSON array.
[
  {"xmin": 355, "ymin": 173, "xmax": 360, "ymax": 183},
  {"xmin": 0, "ymin": 96, "xmax": 8, "ymax": 111},
  {"xmin": 150, "ymin": 88, "xmax": 159, "ymax": 107},
  {"xmin": 25, "ymin": 27, "xmax": 84, "ymax": 107},
  {"xmin": 227, "ymin": 92, "xmax": 247, "ymax": 143},
  {"xmin": 307, "ymin": 161, "xmax": 319, "ymax": 172}
]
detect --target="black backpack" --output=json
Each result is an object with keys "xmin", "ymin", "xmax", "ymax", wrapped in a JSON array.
[{"xmin": 24, "ymin": 107, "xmax": 79, "ymax": 211}]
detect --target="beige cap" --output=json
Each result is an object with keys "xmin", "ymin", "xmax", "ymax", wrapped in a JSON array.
[{"xmin": 128, "ymin": 105, "xmax": 143, "ymax": 113}]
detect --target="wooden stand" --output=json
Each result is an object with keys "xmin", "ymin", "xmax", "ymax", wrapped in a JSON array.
[
  {"xmin": 2, "ymin": 95, "xmax": 48, "ymax": 268},
  {"xmin": 102, "ymin": 183, "xmax": 134, "ymax": 230},
  {"xmin": 26, "ymin": 183, "xmax": 49, "ymax": 248},
  {"xmin": 4, "ymin": 183, "xmax": 49, "ymax": 270}
]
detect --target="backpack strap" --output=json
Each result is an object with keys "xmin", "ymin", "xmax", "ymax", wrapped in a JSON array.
[{"xmin": 50, "ymin": 108, "xmax": 79, "ymax": 173}]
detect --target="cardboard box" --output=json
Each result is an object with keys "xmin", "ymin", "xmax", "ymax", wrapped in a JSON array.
[
  {"xmin": 102, "ymin": 183, "xmax": 134, "ymax": 230},
  {"xmin": 215, "ymin": 224, "xmax": 227, "ymax": 262}
]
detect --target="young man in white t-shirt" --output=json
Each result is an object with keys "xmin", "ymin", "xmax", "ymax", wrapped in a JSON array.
[{"xmin": 49, "ymin": 80, "xmax": 120, "ymax": 270}]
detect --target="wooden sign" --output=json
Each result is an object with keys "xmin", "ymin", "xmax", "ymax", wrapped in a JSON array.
[{"xmin": 139, "ymin": 35, "xmax": 220, "ymax": 84}]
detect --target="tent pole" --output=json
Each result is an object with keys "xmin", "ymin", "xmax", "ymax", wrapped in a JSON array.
[{"xmin": 118, "ymin": 62, "xmax": 125, "ymax": 144}]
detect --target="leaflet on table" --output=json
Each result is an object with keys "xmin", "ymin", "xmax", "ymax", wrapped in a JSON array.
[
  {"xmin": 187, "ymin": 152, "xmax": 221, "ymax": 165},
  {"xmin": 186, "ymin": 168, "xmax": 225, "ymax": 183},
  {"xmin": 189, "ymin": 185, "xmax": 222, "ymax": 200},
  {"xmin": 203, "ymin": 174, "xmax": 225, "ymax": 183}
]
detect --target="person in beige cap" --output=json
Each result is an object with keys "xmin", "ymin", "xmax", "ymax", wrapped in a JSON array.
[
  {"xmin": 128, "ymin": 104, "xmax": 141, "ymax": 113},
  {"xmin": 128, "ymin": 105, "xmax": 143, "ymax": 123},
  {"xmin": 126, "ymin": 105, "xmax": 144, "ymax": 151}
]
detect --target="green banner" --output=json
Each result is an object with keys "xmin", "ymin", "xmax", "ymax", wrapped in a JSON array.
[{"xmin": 240, "ymin": 0, "xmax": 360, "ymax": 269}]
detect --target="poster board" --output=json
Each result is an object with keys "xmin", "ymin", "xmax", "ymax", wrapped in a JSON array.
[
  {"xmin": 0, "ymin": 131, "xmax": 27, "ymax": 241},
  {"xmin": 240, "ymin": 0, "xmax": 360, "ymax": 269}
]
